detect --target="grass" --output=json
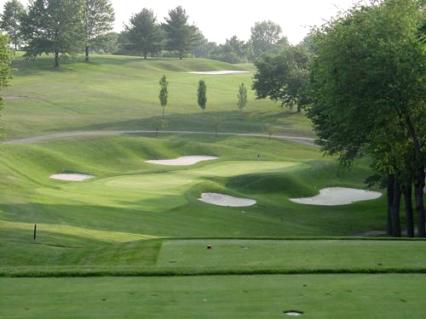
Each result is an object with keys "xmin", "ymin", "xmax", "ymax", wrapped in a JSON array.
[
  {"xmin": 2, "ymin": 54, "xmax": 312, "ymax": 139},
  {"xmin": 1, "ymin": 275, "xmax": 426, "ymax": 319},
  {"xmin": 1, "ymin": 55, "xmax": 423, "ymax": 318}
]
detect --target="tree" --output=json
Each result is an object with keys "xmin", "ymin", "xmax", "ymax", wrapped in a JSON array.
[
  {"xmin": 249, "ymin": 20, "xmax": 283, "ymax": 59},
  {"xmin": 163, "ymin": 6, "xmax": 198, "ymax": 59},
  {"xmin": 308, "ymin": 0, "xmax": 426, "ymax": 237},
  {"xmin": 22, "ymin": 0, "xmax": 85, "ymax": 68},
  {"xmin": 83, "ymin": 0, "xmax": 115, "ymax": 62},
  {"xmin": 253, "ymin": 45, "xmax": 311, "ymax": 112},
  {"xmin": 0, "ymin": 0, "xmax": 25, "ymax": 50},
  {"xmin": 125, "ymin": 9, "xmax": 162, "ymax": 59},
  {"xmin": 91, "ymin": 32, "xmax": 119, "ymax": 53},
  {"xmin": 237, "ymin": 83, "xmax": 248, "ymax": 111},
  {"xmin": 159, "ymin": 75, "xmax": 168, "ymax": 118},
  {"xmin": 0, "ymin": 34, "xmax": 13, "ymax": 98},
  {"xmin": 210, "ymin": 36, "xmax": 248, "ymax": 64},
  {"xmin": 197, "ymin": 80, "xmax": 207, "ymax": 111}
]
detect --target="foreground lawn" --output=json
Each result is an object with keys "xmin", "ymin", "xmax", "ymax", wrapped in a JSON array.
[{"xmin": 1, "ymin": 274, "xmax": 424, "ymax": 319}]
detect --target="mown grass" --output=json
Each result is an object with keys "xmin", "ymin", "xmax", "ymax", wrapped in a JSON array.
[
  {"xmin": 1, "ymin": 274, "xmax": 425, "ymax": 318},
  {"xmin": 2, "ymin": 54, "xmax": 312, "ymax": 139}
]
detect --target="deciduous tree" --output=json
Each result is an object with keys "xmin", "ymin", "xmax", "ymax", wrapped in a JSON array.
[
  {"xmin": 83, "ymin": 0, "xmax": 115, "ymax": 62},
  {"xmin": 22, "ymin": 0, "xmax": 85, "ymax": 68},
  {"xmin": 0, "ymin": 0, "xmax": 25, "ymax": 50}
]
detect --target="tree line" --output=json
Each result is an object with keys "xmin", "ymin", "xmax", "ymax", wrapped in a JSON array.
[
  {"xmin": 0, "ymin": 0, "xmax": 289, "ymax": 66},
  {"xmin": 253, "ymin": 0, "xmax": 426, "ymax": 237}
]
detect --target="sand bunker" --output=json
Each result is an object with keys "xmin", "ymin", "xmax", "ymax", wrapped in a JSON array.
[
  {"xmin": 283, "ymin": 311, "xmax": 304, "ymax": 317},
  {"xmin": 188, "ymin": 70, "xmax": 249, "ymax": 75},
  {"xmin": 146, "ymin": 156, "xmax": 218, "ymax": 166},
  {"xmin": 290, "ymin": 187, "xmax": 382, "ymax": 206},
  {"xmin": 199, "ymin": 193, "xmax": 256, "ymax": 207},
  {"xmin": 50, "ymin": 173, "xmax": 94, "ymax": 182}
]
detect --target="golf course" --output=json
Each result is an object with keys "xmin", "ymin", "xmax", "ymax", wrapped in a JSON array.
[{"xmin": 0, "ymin": 53, "xmax": 424, "ymax": 318}]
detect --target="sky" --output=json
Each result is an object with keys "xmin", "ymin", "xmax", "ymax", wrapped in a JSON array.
[{"xmin": 3, "ymin": 0, "xmax": 363, "ymax": 44}]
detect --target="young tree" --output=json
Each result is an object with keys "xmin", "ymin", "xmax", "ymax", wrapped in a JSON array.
[
  {"xmin": 0, "ymin": 0, "xmax": 25, "ymax": 50},
  {"xmin": 0, "ymin": 34, "xmax": 13, "ymax": 102},
  {"xmin": 197, "ymin": 80, "xmax": 207, "ymax": 111},
  {"xmin": 249, "ymin": 20, "xmax": 283, "ymax": 59},
  {"xmin": 83, "ymin": 0, "xmax": 115, "ymax": 62},
  {"xmin": 237, "ymin": 83, "xmax": 248, "ymax": 111},
  {"xmin": 159, "ymin": 75, "xmax": 168, "ymax": 118},
  {"xmin": 22, "ymin": 0, "xmax": 85, "ymax": 68},
  {"xmin": 163, "ymin": 6, "xmax": 198, "ymax": 59},
  {"xmin": 253, "ymin": 45, "xmax": 311, "ymax": 112},
  {"xmin": 125, "ymin": 9, "xmax": 162, "ymax": 59}
]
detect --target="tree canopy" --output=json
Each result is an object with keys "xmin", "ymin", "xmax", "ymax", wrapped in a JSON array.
[
  {"xmin": 125, "ymin": 8, "xmax": 162, "ymax": 59},
  {"xmin": 0, "ymin": 0, "xmax": 25, "ymax": 50},
  {"xmin": 22, "ymin": 0, "xmax": 85, "ymax": 67},
  {"xmin": 308, "ymin": 0, "xmax": 426, "ymax": 237},
  {"xmin": 163, "ymin": 6, "xmax": 198, "ymax": 59},
  {"xmin": 83, "ymin": 0, "xmax": 115, "ymax": 62}
]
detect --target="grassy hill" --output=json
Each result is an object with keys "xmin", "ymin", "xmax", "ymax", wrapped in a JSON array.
[{"xmin": 2, "ymin": 54, "xmax": 312, "ymax": 139}]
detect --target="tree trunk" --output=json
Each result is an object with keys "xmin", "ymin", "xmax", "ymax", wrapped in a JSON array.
[
  {"xmin": 403, "ymin": 182, "xmax": 415, "ymax": 238},
  {"xmin": 162, "ymin": 107, "xmax": 165, "ymax": 119},
  {"xmin": 143, "ymin": 52, "xmax": 147, "ymax": 60},
  {"xmin": 54, "ymin": 50, "xmax": 59, "ymax": 68},
  {"xmin": 85, "ymin": 45, "xmax": 90, "ymax": 63},
  {"xmin": 387, "ymin": 175, "xmax": 395, "ymax": 236},
  {"xmin": 415, "ymin": 168, "xmax": 426, "ymax": 237},
  {"xmin": 391, "ymin": 179, "xmax": 402, "ymax": 237}
]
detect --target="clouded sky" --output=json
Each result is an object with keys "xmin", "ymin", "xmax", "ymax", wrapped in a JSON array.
[{"xmin": 2, "ymin": 0, "xmax": 363, "ymax": 44}]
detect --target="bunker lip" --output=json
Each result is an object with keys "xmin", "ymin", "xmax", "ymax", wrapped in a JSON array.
[
  {"xmin": 188, "ymin": 70, "xmax": 249, "ymax": 75},
  {"xmin": 50, "ymin": 173, "xmax": 94, "ymax": 182},
  {"xmin": 290, "ymin": 187, "xmax": 382, "ymax": 206},
  {"xmin": 283, "ymin": 310, "xmax": 304, "ymax": 316},
  {"xmin": 145, "ymin": 156, "xmax": 218, "ymax": 166},
  {"xmin": 199, "ymin": 193, "xmax": 256, "ymax": 207}
]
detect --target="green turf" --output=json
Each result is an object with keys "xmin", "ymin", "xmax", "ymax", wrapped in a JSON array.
[
  {"xmin": 1, "ymin": 275, "xmax": 425, "ymax": 319},
  {"xmin": 2, "ymin": 55, "xmax": 312, "ymax": 139},
  {"xmin": 1, "ymin": 55, "xmax": 422, "ymax": 317}
]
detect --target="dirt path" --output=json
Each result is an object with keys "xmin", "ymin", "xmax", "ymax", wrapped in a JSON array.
[{"xmin": 2, "ymin": 130, "xmax": 317, "ymax": 146}]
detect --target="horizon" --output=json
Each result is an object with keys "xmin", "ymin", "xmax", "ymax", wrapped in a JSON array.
[{"xmin": 2, "ymin": 0, "xmax": 364, "ymax": 44}]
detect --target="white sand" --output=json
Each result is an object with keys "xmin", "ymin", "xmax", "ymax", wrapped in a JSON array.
[
  {"xmin": 50, "ymin": 173, "xmax": 94, "ymax": 182},
  {"xmin": 290, "ymin": 187, "xmax": 382, "ymax": 206},
  {"xmin": 284, "ymin": 311, "xmax": 303, "ymax": 317},
  {"xmin": 199, "ymin": 193, "xmax": 256, "ymax": 207},
  {"xmin": 188, "ymin": 70, "xmax": 249, "ymax": 75},
  {"xmin": 146, "ymin": 156, "xmax": 218, "ymax": 166}
]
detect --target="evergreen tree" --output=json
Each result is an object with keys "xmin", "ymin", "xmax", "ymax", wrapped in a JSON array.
[
  {"xmin": 159, "ymin": 75, "xmax": 168, "ymax": 118},
  {"xmin": 163, "ymin": 6, "xmax": 198, "ymax": 59},
  {"xmin": 237, "ymin": 83, "xmax": 248, "ymax": 111},
  {"xmin": 197, "ymin": 80, "xmax": 207, "ymax": 111},
  {"xmin": 126, "ymin": 9, "xmax": 162, "ymax": 59}
]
